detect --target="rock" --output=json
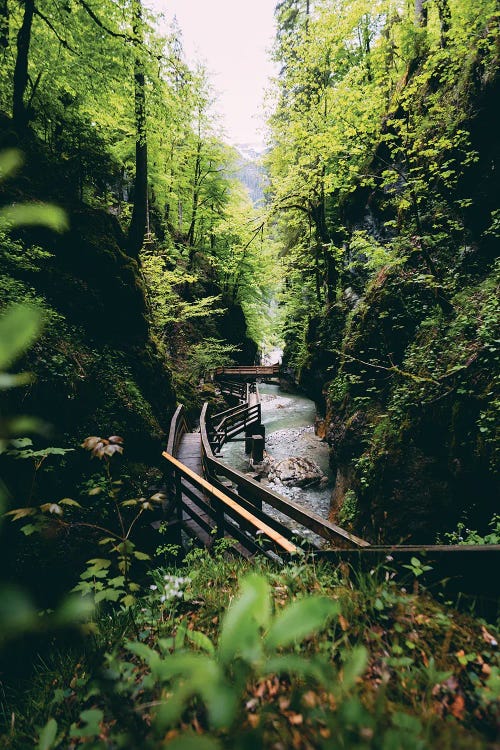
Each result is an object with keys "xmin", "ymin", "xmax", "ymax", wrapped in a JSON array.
[
  {"xmin": 267, "ymin": 456, "xmax": 325, "ymax": 488},
  {"xmin": 315, "ymin": 417, "xmax": 327, "ymax": 440}
]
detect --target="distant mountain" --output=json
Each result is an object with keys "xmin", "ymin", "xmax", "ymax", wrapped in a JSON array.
[{"xmin": 233, "ymin": 143, "xmax": 268, "ymax": 206}]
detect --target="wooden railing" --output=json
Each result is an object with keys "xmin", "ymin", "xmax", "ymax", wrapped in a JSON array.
[
  {"xmin": 209, "ymin": 401, "xmax": 261, "ymax": 453},
  {"xmin": 216, "ymin": 379, "xmax": 247, "ymax": 400},
  {"xmin": 163, "ymin": 386, "xmax": 500, "ymax": 601},
  {"xmin": 200, "ymin": 403, "xmax": 369, "ymax": 550},
  {"xmin": 166, "ymin": 404, "xmax": 190, "ymax": 456},
  {"xmin": 161, "ymin": 450, "xmax": 298, "ymax": 559},
  {"xmin": 213, "ymin": 365, "xmax": 281, "ymax": 379}
]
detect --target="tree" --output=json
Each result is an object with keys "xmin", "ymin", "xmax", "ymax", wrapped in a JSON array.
[
  {"xmin": 127, "ymin": 0, "xmax": 148, "ymax": 258},
  {"xmin": 12, "ymin": 0, "xmax": 35, "ymax": 129}
]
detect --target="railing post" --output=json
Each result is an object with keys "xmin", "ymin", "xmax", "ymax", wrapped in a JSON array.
[
  {"xmin": 174, "ymin": 467, "xmax": 183, "ymax": 530},
  {"xmin": 214, "ymin": 498, "xmax": 224, "ymax": 539},
  {"xmin": 163, "ymin": 463, "xmax": 183, "ymax": 553},
  {"xmin": 251, "ymin": 435, "xmax": 265, "ymax": 463},
  {"xmin": 245, "ymin": 427, "xmax": 253, "ymax": 454}
]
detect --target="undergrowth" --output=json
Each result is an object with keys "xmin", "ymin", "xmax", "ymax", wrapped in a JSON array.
[{"xmin": 1, "ymin": 545, "xmax": 499, "ymax": 750}]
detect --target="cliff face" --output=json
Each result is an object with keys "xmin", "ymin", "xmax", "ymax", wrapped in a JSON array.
[
  {"xmin": 0, "ymin": 117, "xmax": 176, "ymax": 460},
  {"xmin": 296, "ymin": 36, "xmax": 500, "ymax": 543}
]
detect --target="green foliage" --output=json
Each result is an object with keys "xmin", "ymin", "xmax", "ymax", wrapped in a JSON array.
[
  {"xmin": 3, "ymin": 554, "xmax": 499, "ymax": 748},
  {"xmin": 5, "ymin": 434, "xmax": 164, "ymax": 609},
  {"xmin": 442, "ymin": 514, "xmax": 500, "ymax": 545},
  {"xmin": 338, "ymin": 489, "xmax": 358, "ymax": 528},
  {"xmin": 125, "ymin": 571, "xmax": 344, "ymax": 739},
  {"xmin": 183, "ymin": 338, "xmax": 240, "ymax": 383},
  {"xmin": 402, "ymin": 557, "xmax": 433, "ymax": 579}
]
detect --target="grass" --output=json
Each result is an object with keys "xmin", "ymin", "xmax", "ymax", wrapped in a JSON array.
[{"xmin": 1, "ymin": 545, "xmax": 499, "ymax": 749}]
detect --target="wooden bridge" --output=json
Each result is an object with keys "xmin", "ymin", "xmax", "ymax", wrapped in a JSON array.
[
  {"xmin": 211, "ymin": 365, "xmax": 282, "ymax": 382},
  {"xmin": 161, "ymin": 367, "xmax": 500, "ymax": 599}
]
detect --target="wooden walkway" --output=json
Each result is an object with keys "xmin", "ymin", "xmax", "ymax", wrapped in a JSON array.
[
  {"xmin": 176, "ymin": 432, "xmax": 212, "ymax": 546},
  {"xmin": 175, "ymin": 431, "xmax": 261, "ymax": 558},
  {"xmin": 177, "ymin": 432, "xmax": 202, "ymax": 475}
]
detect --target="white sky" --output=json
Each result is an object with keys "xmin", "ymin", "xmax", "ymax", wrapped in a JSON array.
[{"xmin": 150, "ymin": 0, "xmax": 277, "ymax": 148}]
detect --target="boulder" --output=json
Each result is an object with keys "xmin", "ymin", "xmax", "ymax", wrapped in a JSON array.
[{"xmin": 267, "ymin": 456, "xmax": 325, "ymax": 488}]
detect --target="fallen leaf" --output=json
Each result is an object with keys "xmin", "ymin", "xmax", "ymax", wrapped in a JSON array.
[
  {"xmin": 247, "ymin": 713, "xmax": 260, "ymax": 729},
  {"xmin": 278, "ymin": 696, "xmax": 290, "ymax": 711},
  {"xmin": 287, "ymin": 713, "xmax": 303, "ymax": 726},
  {"xmin": 450, "ymin": 694, "xmax": 465, "ymax": 720},
  {"xmin": 302, "ymin": 691, "xmax": 317, "ymax": 708},
  {"xmin": 481, "ymin": 626, "xmax": 498, "ymax": 647},
  {"xmin": 339, "ymin": 614, "xmax": 349, "ymax": 632}
]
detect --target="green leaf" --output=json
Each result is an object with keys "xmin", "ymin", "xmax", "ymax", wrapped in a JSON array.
[
  {"xmin": 108, "ymin": 575, "xmax": 125, "ymax": 587},
  {"xmin": 54, "ymin": 595, "xmax": 94, "ymax": 625},
  {"xmin": 95, "ymin": 589, "xmax": 122, "ymax": 604},
  {"xmin": 0, "ymin": 149, "xmax": 23, "ymax": 180},
  {"xmin": 264, "ymin": 655, "xmax": 332, "ymax": 685},
  {"xmin": 86, "ymin": 558, "xmax": 112, "ymax": 570},
  {"xmin": 133, "ymin": 550, "xmax": 151, "ymax": 560},
  {"xmin": 59, "ymin": 498, "xmax": 82, "ymax": 508},
  {"xmin": 38, "ymin": 717, "xmax": 58, "ymax": 750},
  {"xmin": 218, "ymin": 573, "xmax": 270, "ymax": 665},
  {"xmin": 185, "ymin": 628, "xmax": 215, "ymax": 655},
  {"xmin": 0, "ymin": 304, "xmax": 43, "ymax": 370},
  {"xmin": 0, "ymin": 203, "xmax": 68, "ymax": 233},
  {"xmin": 0, "ymin": 372, "xmax": 33, "ymax": 389},
  {"xmin": 70, "ymin": 709, "xmax": 103, "ymax": 739},
  {"xmin": 9, "ymin": 437, "xmax": 33, "ymax": 449},
  {"xmin": 125, "ymin": 641, "xmax": 162, "ymax": 673},
  {"xmin": 154, "ymin": 653, "xmax": 236, "ymax": 729},
  {"xmin": 341, "ymin": 646, "xmax": 368, "ymax": 690},
  {"xmin": 0, "ymin": 585, "xmax": 37, "ymax": 638},
  {"xmin": 265, "ymin": 597, "xmax": 339, "ymax": 650}
]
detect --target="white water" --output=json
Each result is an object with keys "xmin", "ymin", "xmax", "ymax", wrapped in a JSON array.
[{"xmin": 221, "ymin": 384, "xmax": 333, "ymax": 535}]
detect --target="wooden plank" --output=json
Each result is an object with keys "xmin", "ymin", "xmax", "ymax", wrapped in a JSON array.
[{"xmin": 162, "ymin": 452, "xmax": 298, "ymax": 554}]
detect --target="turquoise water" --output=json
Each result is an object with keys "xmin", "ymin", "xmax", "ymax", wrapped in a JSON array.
[{"xmin": 221, "ymin": 383, "xmax": 333, "ymax": 526}]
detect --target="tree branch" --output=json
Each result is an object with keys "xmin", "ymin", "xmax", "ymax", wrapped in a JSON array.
[
  {"xmin": 34, "ymin": 7, "xmax": 78, "ymax": 53},
  {"xmin": 78, "ymin": 0, "xmax": 128, "ymax": 40}
]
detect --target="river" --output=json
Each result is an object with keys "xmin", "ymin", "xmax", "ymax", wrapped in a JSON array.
[{"xmin": 221, "ymin": 383, "xmax": 333, "ymax": 542}]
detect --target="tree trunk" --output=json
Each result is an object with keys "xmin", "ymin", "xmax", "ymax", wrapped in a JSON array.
[
  {"xmin": 0, "ymin": 0, "xmax": 9, "ymax": 49},
  {"xmin": 415, "ymin": 0, "xmax": 428, "ymax": 27},
  {"xmin": 311, "ymin": 188, "xmax": 338, "ymax": 307},
  {"xmin": 436, "ymin": 0, "xmax": 451, "ymax": 47},
  {"xmin": 127, "ymin": 0, "xmax": 148, "ymax": 259},
  {"xmin": 12, "ymin": 0, "xmax": 35, "ymax": 129},
  {"xmin": 187, "ymin": 136, "xmax": 202, "ymax": 257}
]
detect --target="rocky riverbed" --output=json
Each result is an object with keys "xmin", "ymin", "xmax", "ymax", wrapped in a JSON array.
[{"xmin": 221, "ymin": 385, "xmax": 333, "ymax": 541}]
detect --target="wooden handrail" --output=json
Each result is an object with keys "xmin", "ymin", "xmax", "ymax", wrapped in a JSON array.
[
  {"xmin": 162, "ymin": 451, "xmax": 298, "ymax": 555},
  {"xmin": 200, "ymin": 403, "xmax": 369, "ymax": 549},
  {"xmin": 166, "ymin": 404, "xmax": 190, "ymax": 456},
  {"xmin": 213, "ymin": 365, "xmax": 281, "ymax": 378},
  {"xmin": 210, "ymin": 402, "xmax": 261, "ymax": 452}
]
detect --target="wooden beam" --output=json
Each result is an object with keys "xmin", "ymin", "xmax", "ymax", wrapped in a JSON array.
[{"xmin": 162, "ymin": 451, "xmax": 298, "ymax": 554}]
